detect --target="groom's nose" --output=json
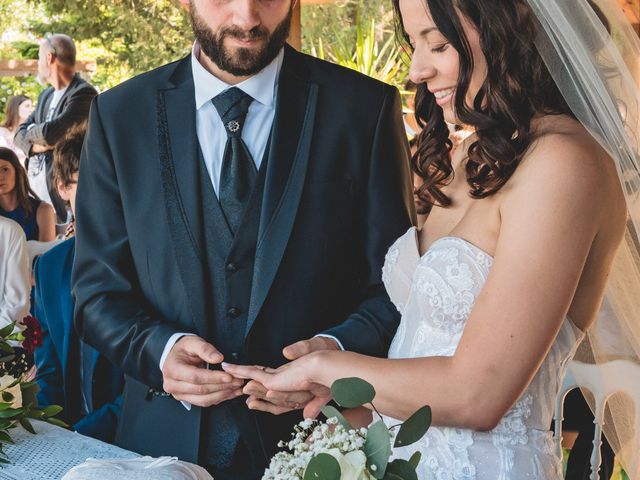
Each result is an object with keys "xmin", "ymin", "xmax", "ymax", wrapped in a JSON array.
[{"xmin": 231, "ymin": 0, "xmax": 262, "ymax": 32}]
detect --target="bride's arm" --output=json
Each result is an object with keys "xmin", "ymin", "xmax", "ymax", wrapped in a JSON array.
[{"xmin": 226, "ymin": 134, "xmax": 624, "ymax": 429}]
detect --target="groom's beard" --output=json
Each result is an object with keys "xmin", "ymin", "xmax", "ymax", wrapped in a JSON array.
[{"xmin": 190, "ymin": 5, "xmax": 292, "ymax": 77}]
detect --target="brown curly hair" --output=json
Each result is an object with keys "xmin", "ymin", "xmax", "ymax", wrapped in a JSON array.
[
  {"xmin": 53, "ymin": 122, "xmax": 86, "ymax": 188},
  {"xmin": 392, "ymin": 0, "xmax": 575, "ymax": 208}
]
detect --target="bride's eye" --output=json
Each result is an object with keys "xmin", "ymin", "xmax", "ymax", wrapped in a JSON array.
[{"xmin": 431, "ymin": 43, "xmax": 449, "ymax": 53}]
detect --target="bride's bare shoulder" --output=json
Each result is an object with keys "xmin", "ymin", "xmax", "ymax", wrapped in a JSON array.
[{"xmin": 513, "ymin": 114, "xmax": 618, "ymax": 192}]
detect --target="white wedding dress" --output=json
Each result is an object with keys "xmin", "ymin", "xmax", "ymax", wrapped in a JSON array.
[{"xmin": 381, "ymin": 227, "xmax": 585, "ymax": 479}]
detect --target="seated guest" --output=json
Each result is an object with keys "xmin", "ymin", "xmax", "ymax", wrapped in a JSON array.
[
  {"xmin": 34, "ymin": 125, "xmax": 123, "ymax": 442},
  {"xmin": 0, "ymin": 217, "xmax": 33, "ymax": 378},
  {"xmin": 0, "ymin": 216, "xmax": 30, "ymax": 329},
  {"xmin": 0, "ymin": 95, "xmax": 34, "ymax": 167},
  {"xmin": 0, "ymin": 147, "xmax": 55, "ymax": 241}
]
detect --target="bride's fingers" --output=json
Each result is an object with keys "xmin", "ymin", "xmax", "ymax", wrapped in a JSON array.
[
  {"xmin": 222, "ymin": 363, "xmax": 270, "ymax": 382},
  {"xmin": 265, "ymin": 389, "xmax": 313, "ymax": 405}
]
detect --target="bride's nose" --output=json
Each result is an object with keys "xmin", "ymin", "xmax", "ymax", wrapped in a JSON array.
[{"xmin": 409, "ymin": 48, "xmax": 437, "ymax": 86}]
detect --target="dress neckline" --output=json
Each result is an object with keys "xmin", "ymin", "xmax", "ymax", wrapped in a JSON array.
[
  {"xmin": 410, "ymin": 226, "xmax": 494, "ymax": 260},
  {"xmin": 405, "ymin": 226, "xmax": 586, "ymax": 337}
]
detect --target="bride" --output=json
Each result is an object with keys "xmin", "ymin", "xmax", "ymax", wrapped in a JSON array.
[{"xmin": 224, "ymin": 0, "xmax": 640, "ymax": 477}]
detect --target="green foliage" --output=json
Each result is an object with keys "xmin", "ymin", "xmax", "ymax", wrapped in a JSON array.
[
  {"xmin": 302, "ymin": 0, "xmax": 408, "ymax": 91},
  {"xmin": 0, "ymin": 0, "xmax": 191, "ymax": 95},
  {"xmin": 331, "ymin": 377, "xmax": 376, "ymax": 408},
  {"xmin": 304, "ymin": 453, "xmax": 342, "ymax": 480},
  {"xmin": 393, "ymin": 406, "xmax": 431, "ymax": 448},
  {"xmin": 312, "ymin": 377, "xmax": 430, "ymax": 480},
  {"xmin": 364, "ymin": 420, "xmax": 392, "ymax": 479}
]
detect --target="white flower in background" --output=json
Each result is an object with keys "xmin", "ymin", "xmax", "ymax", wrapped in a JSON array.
[
  {"xmin": 319, "ymin": 449, "xmax": 375, "ymax": 480},
  {"xmin": 0, "ymin": 375, "xmax": 22, "ymax": 408}
]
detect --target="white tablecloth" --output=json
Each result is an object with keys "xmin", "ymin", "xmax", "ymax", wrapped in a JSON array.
[{"xmin": 0, "ymin": 420, "xmax": 139, "ymax": 480}]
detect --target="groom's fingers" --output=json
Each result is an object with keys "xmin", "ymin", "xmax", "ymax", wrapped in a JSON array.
[
  {"xmin": 242, "ymin": 380, "xmax": 268, "ymax": 398},
  {"xmin": 163, "ymin": 377, "xmax": 244, "ymax": 396},
  {"xmin": 303, "ymin": 395, "xmax": 331, "ymax": 420},
  {"xmin": 283, "ymin": 337, "xmax": 339, "ymax": 361},
  {"xmin": 246, "ymin": 397, "xmax": 295, "ymax": 415},
  {"xmin": 174, "ymin": 388, "xmax": 244, "ymax": 408},
  {"xmin": 164, "ymin": 363, "xmax": 235, "ymax": 386},
  {"xmin": 176, "ymin": 336, "xmax": 224, "ymax": 365}
]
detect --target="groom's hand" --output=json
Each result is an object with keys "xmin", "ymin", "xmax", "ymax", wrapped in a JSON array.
[
  {"xmin": 243, "ymin": 336, "xmax": 340, "ymax": 415},
  {"xmin": 162, "ymin": 336, "xmax": 245, "ymax": 407}
]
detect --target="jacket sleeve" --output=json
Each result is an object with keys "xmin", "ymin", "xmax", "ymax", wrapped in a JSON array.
[
  {"xmin": 34, "ymin": 257, "xmax": 66, "ymax": 410},
  {"xmin": 72, "ymin": 97, "xmax": 179, "ymax": 390},
  {"xmin": 14, "ymin": 86, "xmax": 97, "ymax": 153},
  {"xmin": 321, "ymin": 85, "xmax": 415, "ymax": 357}
]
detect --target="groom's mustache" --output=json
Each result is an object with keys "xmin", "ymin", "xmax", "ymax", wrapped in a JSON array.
[{"xmin": 220, "ymin": 26, "xmax": 269, "ymax": 43}]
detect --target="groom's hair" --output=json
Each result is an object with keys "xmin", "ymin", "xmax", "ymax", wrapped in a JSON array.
[
  {"xmin": 392, "ymin": 0, "xmax": 575, "ymax": 209},
  {"xmin": 53, "ymin": 122, "xmax": 86, "ymax": 188}
]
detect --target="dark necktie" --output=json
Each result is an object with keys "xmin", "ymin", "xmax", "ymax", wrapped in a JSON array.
[{"xmin": 211, "ymin": 87, "xmax": 257, "ymax": 235}]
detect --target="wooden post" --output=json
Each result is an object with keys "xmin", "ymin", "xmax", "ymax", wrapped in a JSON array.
[{"xmin": 289, "ymin": 1, "xmax": 302, "ymax": 51}]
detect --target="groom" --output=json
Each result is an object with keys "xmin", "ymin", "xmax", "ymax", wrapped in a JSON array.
[{"xmin": 72, "ymin": 0, "xmax": 413, "ymax": 478}]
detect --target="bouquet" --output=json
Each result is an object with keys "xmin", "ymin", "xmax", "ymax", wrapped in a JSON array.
[
  {"xmin": 0, "ymin": 318, "xmax": 65, "ymax": 464},
  {"xmin": 263, "ymin": 377, "xmax": 431, "ymax": 480}
]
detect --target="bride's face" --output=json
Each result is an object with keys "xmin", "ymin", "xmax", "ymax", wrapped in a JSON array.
[{"xmin": 400, "ymin": 0, "xmax": 487, "ymax": 125}]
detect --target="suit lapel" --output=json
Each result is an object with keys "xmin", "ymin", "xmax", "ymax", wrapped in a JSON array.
[
  {"xmin": 157, "ymin": 57, "xmax": 209, "ymax": 337},
  {"xmin": 54, "ymin": 75, "xmax": 79, "ymax": 117},
  {"xmin": 247, "ymin": 46, "xmax": 318, "ymax": 336}
]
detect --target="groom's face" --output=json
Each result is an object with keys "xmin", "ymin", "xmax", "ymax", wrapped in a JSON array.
[{"xmin": 187, "ymin": 0, "xmax": 293, "ymax": 77}]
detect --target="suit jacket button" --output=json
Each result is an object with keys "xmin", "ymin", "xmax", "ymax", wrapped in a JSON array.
[
  {"xmin": 230, "ymin": 352, "xmax": 240, "ymax": 361},
  {"xmin": 228, "ymin": 307, "xmax": 240, "ymax": 318},
  {"xmin": 225, "ymin": 263, "xmax": 237, "ymax": 272}
]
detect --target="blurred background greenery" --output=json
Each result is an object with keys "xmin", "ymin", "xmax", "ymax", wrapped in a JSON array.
[{"xmin": 0, "ymin": 0, "xmax": 408, "ymax": 113}]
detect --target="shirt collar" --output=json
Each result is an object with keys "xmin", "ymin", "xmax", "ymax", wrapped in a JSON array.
[{"xmin": 191, "ymin": 42, "xmax": 284, "ymax": 110}]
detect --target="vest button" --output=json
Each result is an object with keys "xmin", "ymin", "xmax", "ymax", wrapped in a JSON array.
[
  {"xmin": 226, "ymin": 263, "xmax": 237, "ymax": 272},
  {"xmin": 228, "ymin": 307, "xmax": 240, "ymax": 318},
  {"xmin": 230, "ymin": 352, "xmax": 240, "ymax": 361}
]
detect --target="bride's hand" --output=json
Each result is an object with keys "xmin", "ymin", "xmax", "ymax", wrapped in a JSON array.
[{"xmin": 222, "ymin": 354, "xmax": 332, "ymax": 418}]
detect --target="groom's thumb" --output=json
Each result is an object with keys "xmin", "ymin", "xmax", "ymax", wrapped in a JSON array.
[
  {"xmin": 183, "ymin": 336, "xmax": 224, "ymax": 364},
  {"xmin": 283, "ymin": 339, "xmax": 313, "ymax": 360}
]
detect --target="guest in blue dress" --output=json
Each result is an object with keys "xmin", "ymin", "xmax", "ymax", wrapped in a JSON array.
[{"xmin": 0, "ymin": 147, "xmax": 55, "ymax": 241}]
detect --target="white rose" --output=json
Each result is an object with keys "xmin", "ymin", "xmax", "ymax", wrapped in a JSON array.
[
  {"xmin": 0, "ymin": 375, "xmax": 22, "ymax": 408},
  {"xmin": 319, "ymin": 449, "xmax": 375, "ymax": 480}
]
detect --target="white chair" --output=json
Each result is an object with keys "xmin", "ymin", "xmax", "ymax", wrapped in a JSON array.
[{"xmin": 554, "ymin": 359, "xmax": 640, "ymax": 479}]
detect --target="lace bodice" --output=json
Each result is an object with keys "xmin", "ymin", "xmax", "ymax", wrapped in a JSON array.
[{"xmin": 382, "ymin": 227, "xmax": 584, "ymax": 479}]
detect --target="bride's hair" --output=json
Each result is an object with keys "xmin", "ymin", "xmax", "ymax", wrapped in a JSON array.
[{"xmin": 393, "ymin": 0, "xmax": 574, "ymax": 207}]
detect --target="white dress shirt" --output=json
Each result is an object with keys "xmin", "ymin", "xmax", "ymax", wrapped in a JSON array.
[
  {"xmin": 159, "ymin": 46, "xmax": 342, "ymax": 407},
  {"xmin": 0, "ymin": 217, "xmax": 31, "ymax": 330}
]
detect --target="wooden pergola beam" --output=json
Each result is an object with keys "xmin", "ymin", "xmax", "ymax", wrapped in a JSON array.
[{"xmin": 0, "ymin": 59, "xmax": 96, "ymax": 77}]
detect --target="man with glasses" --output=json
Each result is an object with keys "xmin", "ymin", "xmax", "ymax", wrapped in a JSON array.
[{"xmin": 15, "ymin": 34, "xmax": 97, "ymax": 223}]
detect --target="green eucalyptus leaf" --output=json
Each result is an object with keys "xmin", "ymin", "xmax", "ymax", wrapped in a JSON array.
[
  {"xmin": 45, "ymin": 417, "xmax": 69, "ymax": 428},
  {"xmin": 303, "ymin": 453, "xmax": 341, "ymax": 480},
  {"xmin": 0, "ymin": 408, "xmax": 23, "ymax": 419},
  {"xmin": 385, "ymin": 459, "xmax": 418, "ymax": 480},
  {"xmin": 394, "ymin": 406, "xmax": 431, "ymax": 448},
  {"xmin": 320, "ymin": 405, "xmax": 353, "ymax": 430},
  {"xmin": 331, "ymin": 378, "xmax": 376, "ymax": 408},
  {"xmin": 0, "ymin": 431, "xmax": 13, "ymax": 444},
  {"xmin": 1, "ymin": 392, "xmax": 14, "ymax": 403},
  {"xmin": 25, "ymin": 410, "xmax": 45, "ymax": 419},
  {"xmin": 0, "ymin": 354, "xmax": 16, "ymax": 363},
  {"xmin": 0, "ymin": 343, "xmax": 14, "ymax": 354},
  {"xmin": 408, "ymin": 451, "xmax": 422, "ymax": 470},
  {"xmin": 0, "ymin": 403, "xmax": 12, "ymax": 412},
  {"xmin": 19, "ymin": 417, "xmax": 35, "ymax": 434},
  {"xmin": 364, "ymin": 420, "xmax": 392, "ymax": 479},
  {"xmin": 0, "ymin": 323, "xmax": 15, "ymax": 339},
  {"xmin": 42, "ymin": 405, "xmax": 63, "ymax": 417}
]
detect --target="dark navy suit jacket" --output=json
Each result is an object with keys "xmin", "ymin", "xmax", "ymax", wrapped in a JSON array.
[{"xmin": 34, "ymin": 238, "xmax": 123, "ymax": 442}]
